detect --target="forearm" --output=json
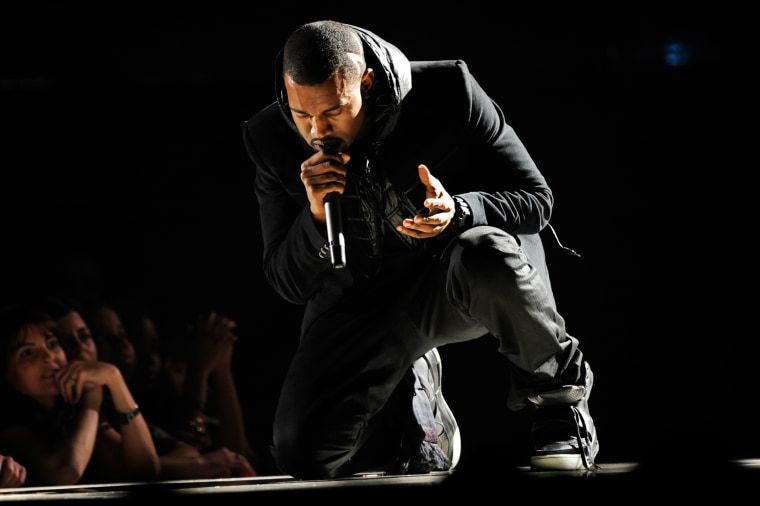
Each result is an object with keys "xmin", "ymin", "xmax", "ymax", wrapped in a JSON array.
[
  {"xmin": 459, "ymin": 187, "xmax": 553, "ymax": 236},
  {"xmin": 210, "ymin": 369, "xmax": 251, "ymax": 455},
  {"xmin": 158, "ymin": 454, "xmax": 223, "ymax": 480},
  {"xmin": 104, "ymin": 374, "xmax": 160, "ymax": 478},
  {"xmin": 114, "ymin": 413, "xmax": 160, "ymax": 478},
  {"xmin": 261, "ymin": 205, "xmax": 332, "ymax": 303},
  {"xmin": 174, "ymin": 367, "xmax": 213, "ymax": 450},
  {"xmin": 46, "ymin": 406, "xmax": 100, "ymax": 485},
  {"xmin": 182, "ymin": 367, "xmax": 210, "ymax": 413}
]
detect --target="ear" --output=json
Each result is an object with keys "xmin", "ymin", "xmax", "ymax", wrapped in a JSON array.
[{"xmin": 361, "ymin": 68, "xmax": 374, "ymax": 98}]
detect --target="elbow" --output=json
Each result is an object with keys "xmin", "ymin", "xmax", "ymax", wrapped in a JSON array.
[
  {"xmin": 263, "ymin": 271, "xmax": 311, "ymax": 305},
  {"xmin": 538, "ymin": 190, "xmax": 554, "ymax": 230},
  {"xmin": 150, "ymin": 457, "xmax": 161, "ymax": 479},
  {"xmin": 140, "ymin": 456, "xmax": 161, "ymax": 481},
  {"xmin": 42, "ymin": 466, "xmax": 85, "ymax": 486},
  {"xmin": 125, "ymin": 454, "xmax": 161, "ymax": 482}
]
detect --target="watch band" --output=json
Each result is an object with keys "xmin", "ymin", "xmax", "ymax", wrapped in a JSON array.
[{"xmin": 450, "ymin": 196, "xmax": 472, "ymax": 233}]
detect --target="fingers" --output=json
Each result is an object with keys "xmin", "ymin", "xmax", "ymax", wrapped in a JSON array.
[
  {"xmin": 56, "ymin": 361, "xmax": 112, "ymax": 405},
  {"xmin": 301, "ymin": 151, "xmax": 347, "ymax": 183},
  {"xmin": 231, "ymin": 452, "xmax": 257, "ymax": 477},
  {"xmin": 301, "ymin": 151, "xmax": 349, "ymax": 222},
  {"xmin": 205, "ymin": 312, "xmax": 238, "ymax": 342},
  {"xmin": 395, "ymin": 164, "xmax": 454, "ymax": 238},
  {"xmin": 0, "ymin": 456, "xmax": 26, "ymax": 487},
  {"xmin": 417, "ymin": 164, "xmax": 443, "ymax": 195},
  {"xmin": 206, "ymin": 449, "xmax": 257, "ymax": 478},
  {"xmin": 417, "ymin": 163, "xmax": 433, "ymax": 186},
  {"xmin": 417, "ymin": 163, "xmax": 448, "ymax": 204},
  {"xmin": 193, "ymin": 311, "xmax": 236, "ymax": 334},
  {"xmin": 56, "ymin": 362, "xmax": 81, "ymax": 402},
  {"xmin": 190, "ymin": 312, "xmax": 239, "ymax": 355},
  {"xmin": 396, "ymin": 220, "xmax": 447, "ymax": 238}
]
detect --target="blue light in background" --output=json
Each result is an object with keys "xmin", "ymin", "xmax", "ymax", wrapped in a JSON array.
[{"xmin": 663, "ymin": 42, "xmax": 693, "ymax": 66}]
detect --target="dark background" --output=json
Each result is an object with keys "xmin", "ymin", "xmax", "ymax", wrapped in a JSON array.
[{"xmin": 1, "ymin": 4, "xmax": 756, "ymax": 474}]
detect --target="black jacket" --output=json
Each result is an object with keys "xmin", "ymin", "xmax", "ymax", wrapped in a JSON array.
[{"xmin": 243, "ymin": 25, "xmax": 553, "ymax": 334}]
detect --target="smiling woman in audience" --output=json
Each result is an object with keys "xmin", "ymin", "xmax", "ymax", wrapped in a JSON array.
[{"xmin": 0, "ymin": 303, "xmax": 160, "ymax": 486}]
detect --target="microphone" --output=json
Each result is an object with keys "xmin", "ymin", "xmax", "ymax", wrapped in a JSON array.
[
  {"xmin": 315, "ymin": 139, "xmax": 346, "ymax": 269},
  {"xmin": 324, "ymin": 191, "xmax": 346, "ymax": 269}
]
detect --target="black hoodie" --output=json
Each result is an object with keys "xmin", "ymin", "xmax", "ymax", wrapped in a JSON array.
[{"xmin": 243, "ymin": 24, "xmax": 553, "ymax": 335}]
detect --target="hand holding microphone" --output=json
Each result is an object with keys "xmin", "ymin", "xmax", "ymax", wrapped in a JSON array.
[{"xmin": 314, "ymin": 139, "xmax": 347, "ymax": 269}]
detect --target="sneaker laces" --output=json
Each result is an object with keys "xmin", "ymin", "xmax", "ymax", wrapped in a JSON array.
[{"xmin": 570, "ymin": 404, "xmax": 599, "ymax": 471}]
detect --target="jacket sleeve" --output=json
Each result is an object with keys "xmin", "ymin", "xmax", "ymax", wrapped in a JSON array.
[
  {"xmin": 435, "ymin": 60, "xmax": 554, "ymax": 235},
  {"xmin": 242, "ymin": 106, "xmax": 335, "ymax": 305}
]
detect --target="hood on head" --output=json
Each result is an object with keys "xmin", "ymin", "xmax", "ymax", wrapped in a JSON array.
[{"xmin": 274, "ymin": 23, "xmax": 412, "ymax": 142}]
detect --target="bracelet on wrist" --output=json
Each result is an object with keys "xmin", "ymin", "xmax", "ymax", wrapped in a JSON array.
[
  {"xmin": 179, "ymin": 415, "xmax": 213, "ymax": 449},
  {"xmin": 184, "ymin": 416, "xmax": 208, "ymax": 436},
  {"xmin": 117, "ymin": 406, "xmax": 141, "ymax": 425}
]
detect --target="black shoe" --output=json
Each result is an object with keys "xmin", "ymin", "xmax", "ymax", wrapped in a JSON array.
[
  {"xmin": 412, "ymin": 348, "xmax": 462, "ymax": 469},
  {"xmin": 529, "ymin": 361, "xmax": 599, "ymax": 471}
]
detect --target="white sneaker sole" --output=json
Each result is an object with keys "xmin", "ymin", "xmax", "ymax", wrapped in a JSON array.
[{"xmin": 531, "ymin": 441, "xmax": 599, "ymax": 471}]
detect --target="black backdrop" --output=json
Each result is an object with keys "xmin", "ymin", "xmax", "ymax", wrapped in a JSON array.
[{"xmin": 2, "ymin": 5, "xmax": 756, "ymax": 473}]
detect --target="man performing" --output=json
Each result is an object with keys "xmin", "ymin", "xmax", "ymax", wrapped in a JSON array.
[{"xmin": 242, "ymin": 20, "xmax": 598, "ymax": 479}]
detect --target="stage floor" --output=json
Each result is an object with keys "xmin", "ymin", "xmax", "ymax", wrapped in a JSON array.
[{"xmin": 2, "ymin": 459, "xmax": 759, "ymax": 502}]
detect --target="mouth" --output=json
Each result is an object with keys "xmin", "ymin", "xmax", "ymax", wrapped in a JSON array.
[
  {"xmin": 312, "ymin": 138, "xmax": 344, "ymax": 153},
  {"xmin": 42, "ymin": 368, "xmax": 59, "ymax": 379}
]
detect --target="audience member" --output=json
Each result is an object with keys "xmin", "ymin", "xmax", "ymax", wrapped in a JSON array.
[
  {"xmin": 0, "ymin": 303, "xmax": 160, "ymax": 485},
  {"xmin": 52, "ymin": 297, "xmax": 258, "ymax": 479},
  {"xmin": 170, "ymin": 310, "xmax": 254, "ymax": 458},
  {"xmin": 114, "ymin": 302, "xmax": 258, "ymax": 463}
]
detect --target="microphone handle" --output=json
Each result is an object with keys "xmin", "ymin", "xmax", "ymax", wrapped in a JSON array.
[{"xmin": 324, "ymin": 192, "xmax": 346, "ymax": 268}]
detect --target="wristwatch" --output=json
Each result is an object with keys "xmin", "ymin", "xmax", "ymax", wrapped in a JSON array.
[
  {"xmin": 118, "ymin": 406, "xmax": 141, "ymax": 425},
  {"xmin": 448, "ymin": 196, "xmax": 472, "ymax": 234}
]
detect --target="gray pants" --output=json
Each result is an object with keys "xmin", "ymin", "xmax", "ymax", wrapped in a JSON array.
[{"xmin": 271, "ymin": 226, "xmax": 586, "ymax": 478}]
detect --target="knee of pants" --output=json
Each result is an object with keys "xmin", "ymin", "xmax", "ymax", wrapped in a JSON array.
[
  {"xmin": 271, "ymin": 433, "xmax": 344, "ymax": 479},
  {"xmin": 270, "ymin": 446, "xmax": 329, "ymax": 479},
  {"xmin": 453, "ymin": 227, "xmax": 528, "ymax": 290},
  {"xmin": 271, "ymin": 415, "xmax": 365, "ymax": 479}
]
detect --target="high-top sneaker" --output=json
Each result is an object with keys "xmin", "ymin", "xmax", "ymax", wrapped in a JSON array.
[{"xmin": 529, "ymin": 361, "xmax": 599, "ymax": 471}]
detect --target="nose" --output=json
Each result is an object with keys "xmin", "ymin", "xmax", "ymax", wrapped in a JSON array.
[
  {"xmin": 114, "ymin": 334, "xmax": 133, "ymax": 350},
  {"xmin": 310, "ymin": 115, "xmax": 332, "ymax": 139},
  {"xmin": 40, "ymin": 345, "xmax": 59, "ymax": 363}
]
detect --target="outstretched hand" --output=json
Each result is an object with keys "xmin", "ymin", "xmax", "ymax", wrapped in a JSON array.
[{"xmin": 396, "ymin": 164, "xmax": 456, "ymax": 238}]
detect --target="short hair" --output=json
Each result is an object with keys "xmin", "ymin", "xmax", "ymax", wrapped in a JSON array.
[{"xmin": 283, "ymin": 20, "xmax": 365, "ymax": 86}]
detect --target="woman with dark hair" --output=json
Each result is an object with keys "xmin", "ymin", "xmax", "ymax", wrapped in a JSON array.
[{"xmin": 0, "ymin": 303, "xmax": 160, "ymax": 486}]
